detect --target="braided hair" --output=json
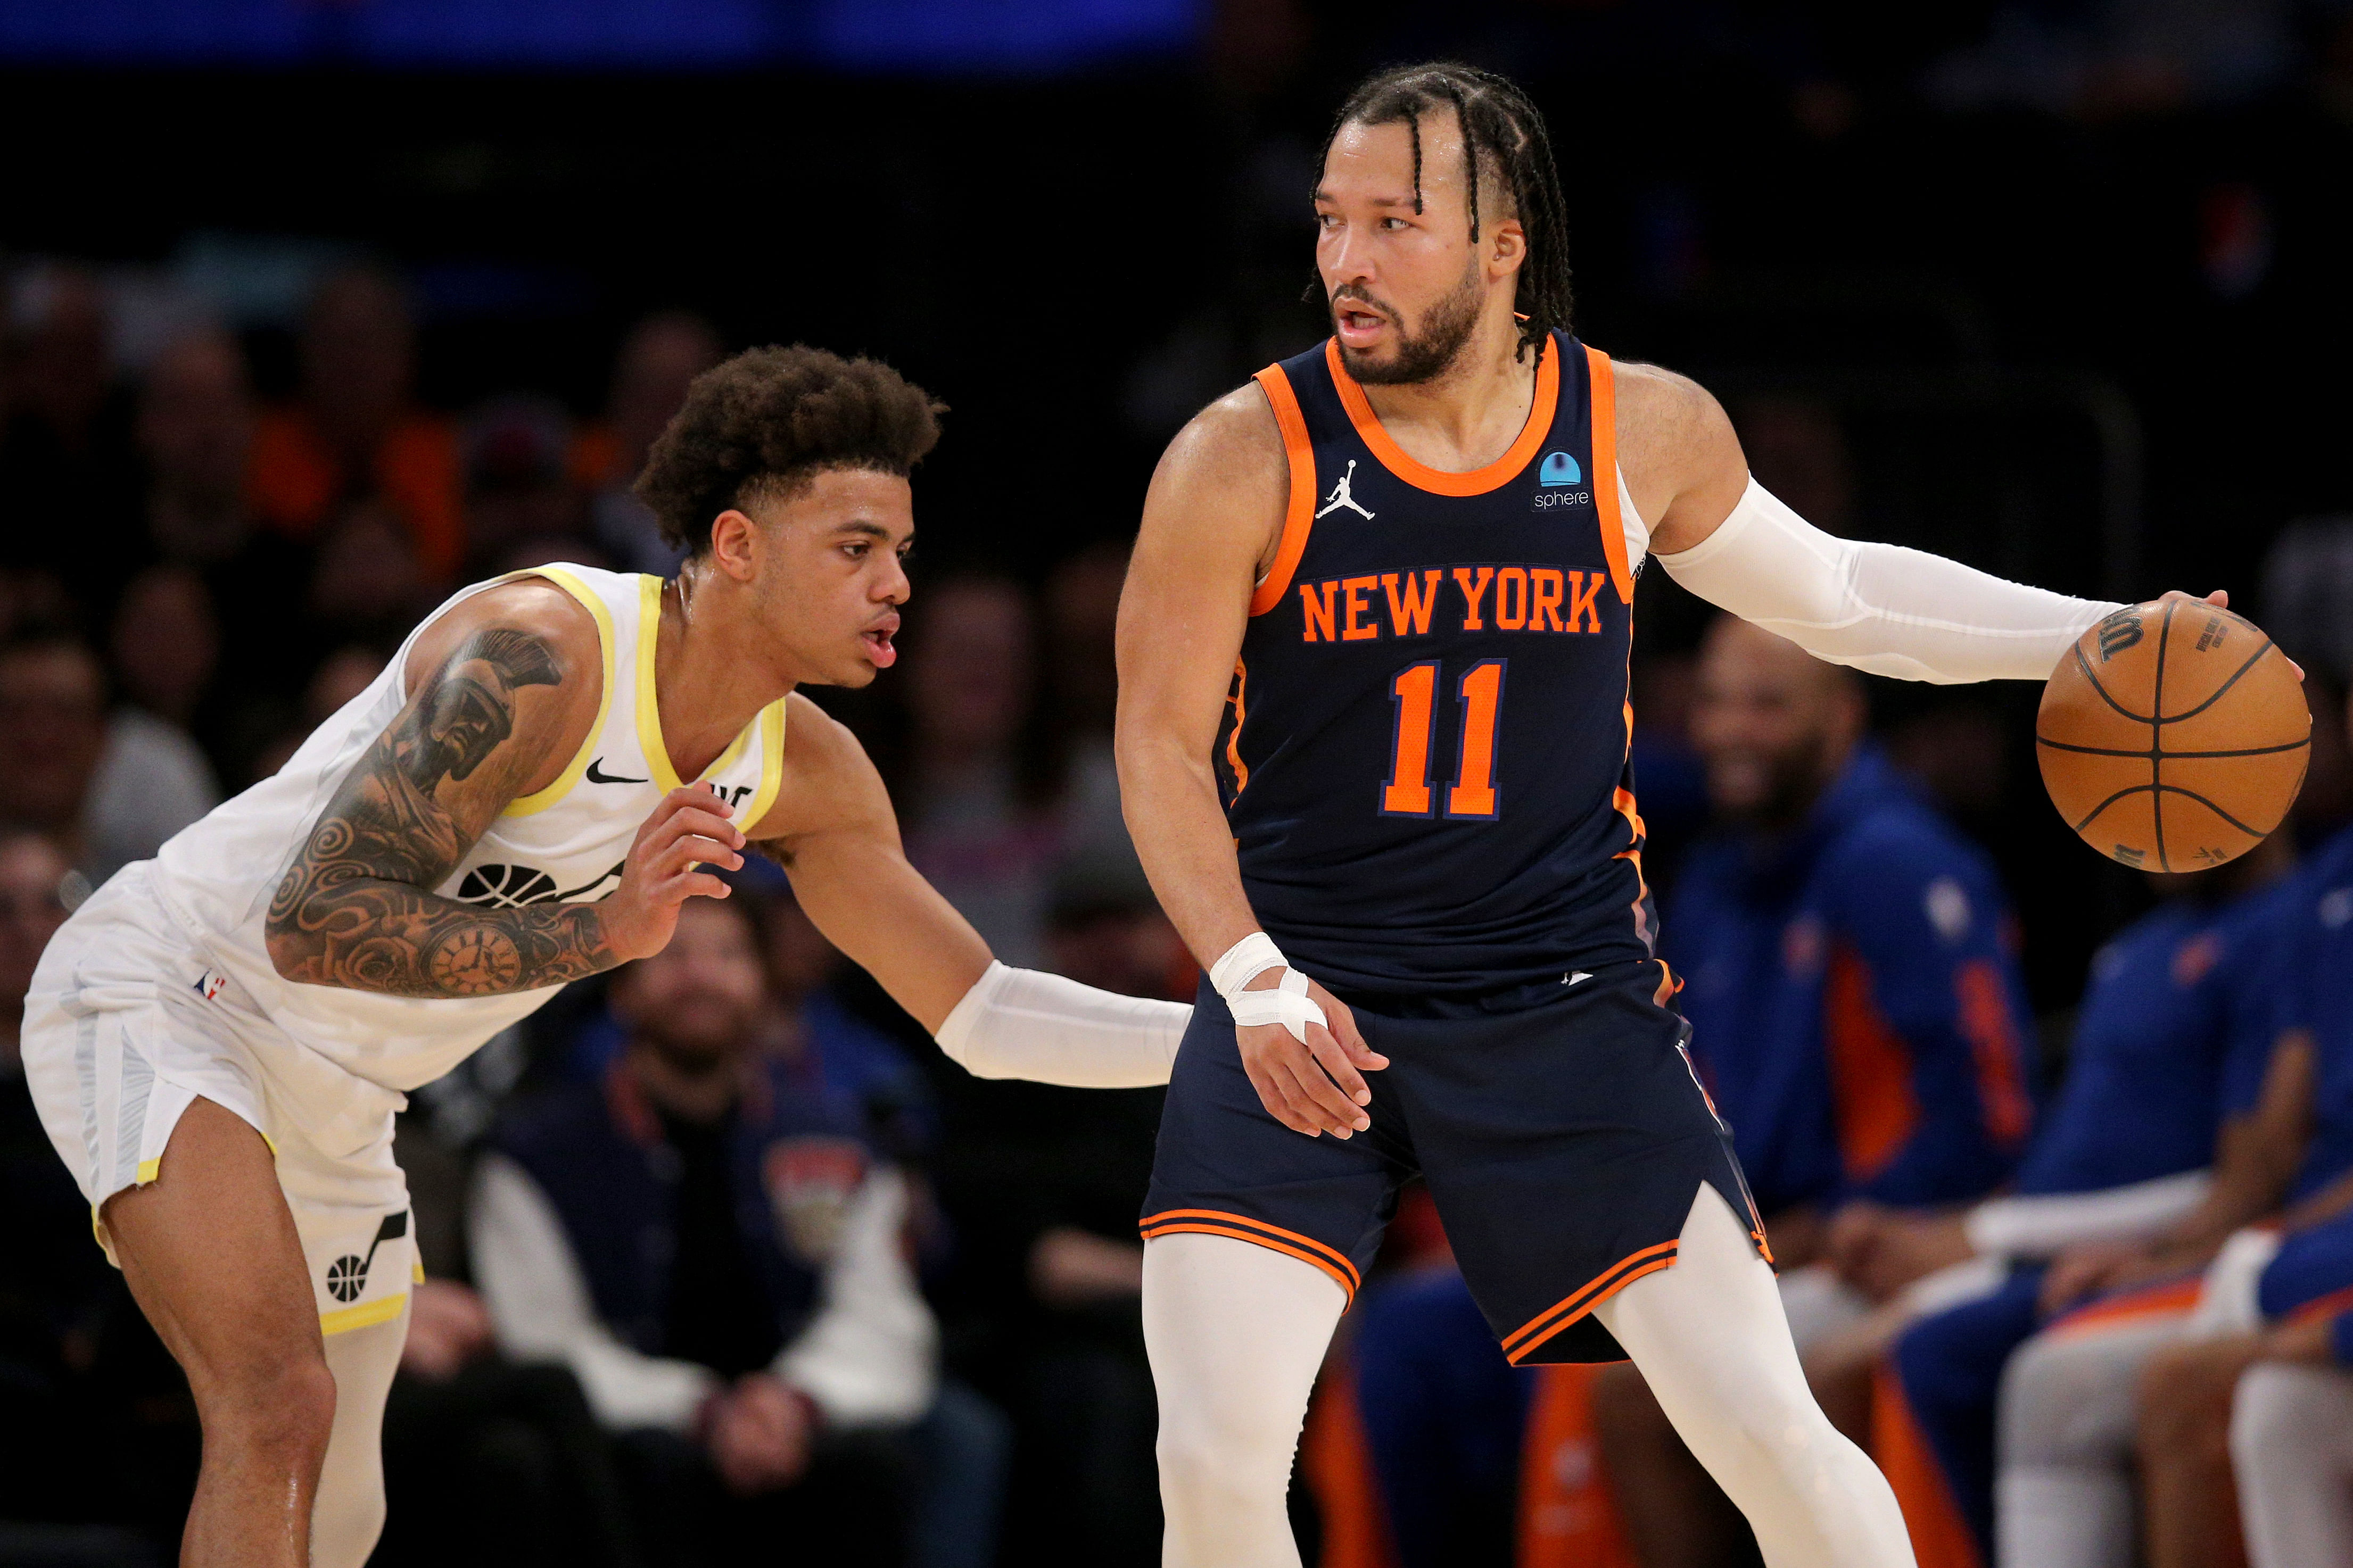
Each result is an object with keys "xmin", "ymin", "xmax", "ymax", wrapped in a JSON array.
[{"xmin": 1313, "ymin": 62, "xmax": 1573, "ymax": 364}]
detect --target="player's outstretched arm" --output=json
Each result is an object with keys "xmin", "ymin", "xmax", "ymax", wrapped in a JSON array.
[
  {"xmin": 1616, "ymin": 362, "xmax": 2125, "ymax": 683},
  {"xmin": 751, "ymin": 695, "xmax": 1188, "ymax": 1089},
  {"xmin": 266, "ymin": 583, "xmax": 741, "ymax": 996},
  {"xmin": 1117, "ymin": 387, "xmax": 1387, "ymax": 1139}
]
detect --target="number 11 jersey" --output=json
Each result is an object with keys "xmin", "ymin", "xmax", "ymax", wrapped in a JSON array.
[{"xmin": 1218, "ymin": 330, "xmax": 1655, "ymax": 1006}]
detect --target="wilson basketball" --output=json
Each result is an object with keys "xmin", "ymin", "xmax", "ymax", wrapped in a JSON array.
[{"xmin": 2037, "ymin": 596, "xmax": 2310, "ymax": 871}]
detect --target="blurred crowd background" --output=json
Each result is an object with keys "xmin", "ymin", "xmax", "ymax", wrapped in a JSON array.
[{"xmin": 5, "ymin": 1, "xmax": 2353, "ymax": 1566}]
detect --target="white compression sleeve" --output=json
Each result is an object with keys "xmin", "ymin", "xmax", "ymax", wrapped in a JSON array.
[
  {"xmin": 1594, "ymin": 1184, "xmax": 1917, "ymax": 1568},
  {"xmin": 1143, "ymin": 1231, "xmax": 1348, "ymax": 1568},
  {"xmin": 1656, "ymin": 478, "xmax": 2120, "ymax": 684},
  {"xmin": 312, "ymin": 1298, "xmax": 408, "ymax": 1568},
  {"xmin": 934, "ymin": 961, "xmax": 1190, "ymax": 1088}
]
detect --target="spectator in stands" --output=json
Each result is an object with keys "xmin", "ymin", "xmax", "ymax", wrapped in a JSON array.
[
  {"xmin": 581, "ymin": 312, "xmax": 723, "ymax": 575},
  {"xmin": 0, "ymin": 629, "xmax": 214, "ymax": 885},
  {"xmin": 756, "ymin": 883, "xmax": 937, "ymax": 1159},
  {"xmin": 134, "ymin": 326, "xmax": 316, "ymax": 777},
  {"xmin": 250, "ymin": 264, "xmax": 463, "ymax": 581},
  {"xmin": 1989, "ymin": 769, "xmax": 2353, "ymax": 1568},
  {"xmin": 469, "ymin": 895, "xmax": 997, "ymax": 1568},
  {"xmin": 459, "ymin": 395, "xmax": 593, "ymax": 577},
  {"xmin": 306, "ymin": 498, "xmax": 435, "ymax": 653},
  {"xmin": 244, "ymin": 646, "xmax": 387, "ymax": 787},
  {"xmin": 0, "ymin": 266, "xmax": 141, "ymax": 604},
  {"xmin": 0, "ymin": 828, "xmax": 192, "ymax": 1561},
  {"xmin": 107, "ymin": 565, "xmax": 218, "ymax": 739},
  {"xmin": 1592, "ymin": 616, "xmax": 2034, "ymax": 1565},
  {"xmin": 925, "ymin": 848, "xmax": 1172, "ymax": 1567},
  {"xmin": 899, "ymin": 576, "xmax": 1060, "ymax": 970},
  {"xmin": 1874, "ymin": 833, "xmax": 2296, "ymax": 1561},
  {"xmin": 1044, "ymin": 541, "xmax": 1133, "ymax": 866}
]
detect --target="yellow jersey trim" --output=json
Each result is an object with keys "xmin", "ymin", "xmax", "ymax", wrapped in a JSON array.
[
  {"xmin": 320, "ymin": 1291, "xmax": 409, "ymax": 1337},
  {"xmin": 503, "ymin": 566, "xmax": 618, "ymax": 817},
  {"xmin": 634, "ymin": 573, "xmax": 762, "ymax": 795},
  {"xmin": 739, "ymin": 699, "xmax": 790, "ymax": 835},
  {"xmin": 135, "ymin": 1157, "xmax": 160, "ymax": 1184},
  {"xmin": 411, "ymin": 1259, "xmax": 426, "ymax": 1284}
]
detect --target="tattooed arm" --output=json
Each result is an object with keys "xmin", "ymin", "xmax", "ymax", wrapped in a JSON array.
[{"xmin": 266, "ymin": 584, "xmax": 745, "ymax": 997}]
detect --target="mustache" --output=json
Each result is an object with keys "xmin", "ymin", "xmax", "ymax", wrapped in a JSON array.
[{"xmin": 1328, "ymin": 284, "xmax": 1394, "ymax": 315}]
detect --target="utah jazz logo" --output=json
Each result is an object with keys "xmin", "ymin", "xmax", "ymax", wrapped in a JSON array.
[
  {"xmin": 326, "ymin": 1210, "xmax": 408, "ymax": 1303},
  {"xmin": 455, "ymin": 860, "xmax": 626, "ymax": 908},
  {"xmin": 1538, "ymin": 451, "xmax": 1582, "ymax": 486},
  {"xmin": 1316, "ymin": 460, "xmax": 1375, "ymax": 521},
  {"xmin": 2095, "ymin": 607, "xmax": 2145, "ymax": 662}
]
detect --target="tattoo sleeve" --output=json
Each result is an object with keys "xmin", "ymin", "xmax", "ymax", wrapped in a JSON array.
[{"xmin": 266, "ymin": 627, "xmax": 616, "ymax": 997}]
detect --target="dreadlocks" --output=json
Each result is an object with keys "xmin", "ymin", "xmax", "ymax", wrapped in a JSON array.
[{"xmin": 1313, "ymin": 62, "xmax": 1574, "ymax": 364}]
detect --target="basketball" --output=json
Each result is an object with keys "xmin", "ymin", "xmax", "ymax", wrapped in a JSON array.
[{"xmin": 2036, "ymin": 595, "xmax": 2310, "ymax": 871}]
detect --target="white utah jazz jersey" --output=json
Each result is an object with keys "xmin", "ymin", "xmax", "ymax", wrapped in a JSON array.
[{"xmin": 147, "ymin": 563, "xmax": 785, "ymax": 1093}]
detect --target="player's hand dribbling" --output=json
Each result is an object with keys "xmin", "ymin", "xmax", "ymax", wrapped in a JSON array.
[
  {"xmin": 599, "ymin": 783, "xmax": 746, "ymax": 964},
  {"xmin": 1235, "ymin": 969, "xmax": 1390, "ymax": 1139}
]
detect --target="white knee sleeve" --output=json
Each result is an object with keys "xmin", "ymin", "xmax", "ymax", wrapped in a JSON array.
[
  {"xmin": 2232, "ymin": 1362, "xmax": 2353, "ymax": 1568},
  {"xmin": 312, "ymin": 1301, "xmax": 409, "ymax": 1568},
  {"xmin": 1595, "ymin": 1184, "xmax": 1916, "ymax": 1568},
  {"xmin": 1142, "ymin": 1232, "xmax": 1345, "ymax": 1568}
]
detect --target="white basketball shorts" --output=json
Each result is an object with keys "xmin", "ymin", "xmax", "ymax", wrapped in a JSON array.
[{"xmin": 21, "ymin": 864, "xmax": 419, "ymax": 1337}]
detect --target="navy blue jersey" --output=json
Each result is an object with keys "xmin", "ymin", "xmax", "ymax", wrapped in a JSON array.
[{"xmin": 1221, "ymin": 332, "xmax": 1652, "ymax": 1005}]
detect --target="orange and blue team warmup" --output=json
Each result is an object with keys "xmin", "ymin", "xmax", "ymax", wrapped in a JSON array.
[{"xmin": 1140, "ymin": 330, "xmax": 1768, "ymax": 1364}]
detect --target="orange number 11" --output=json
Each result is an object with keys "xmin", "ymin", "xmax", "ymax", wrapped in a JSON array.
[{"xmin": 1381, "ymin": 660, "xmax": 1506, "ymax": 819}]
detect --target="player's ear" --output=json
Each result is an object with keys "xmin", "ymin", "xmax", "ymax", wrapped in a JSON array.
[
  {"xmin": 707, "ymin": 509, "xmax": 760, "ymax": 583},
  {"xmin": 1488, "ymin": 215, "xmax": 1526, "ymax": 279}
]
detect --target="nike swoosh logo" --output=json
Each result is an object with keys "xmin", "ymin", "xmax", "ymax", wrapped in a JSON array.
[{"xmin": 584, "ymin": 759, "xmax": 649, "ymax": 785}]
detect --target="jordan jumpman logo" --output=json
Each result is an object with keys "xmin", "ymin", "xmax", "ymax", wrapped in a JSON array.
[{"xmin": 1316, "ymin": 460, "xmax": 1375, "ymax": 520}]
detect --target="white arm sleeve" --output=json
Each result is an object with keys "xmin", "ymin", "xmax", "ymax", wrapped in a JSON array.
[
  {"xmin": 1654, "ymin": 478, "xmax": 2120, "ymax": 683},
  {"xmin": 468, "ymin": 1153, "xmax": 719, "ymax": 1432},
  {"xmin": 774, "ymin": 1166, "xmax": 938, "ymax": 1427},
  {"xmin": 1962, "ymin": 1168, "xmax": 2213, "ymax": 1260},
  {"xmin": 934, "ymin": 960, "xmax": 1188, "ymax": 1088}
]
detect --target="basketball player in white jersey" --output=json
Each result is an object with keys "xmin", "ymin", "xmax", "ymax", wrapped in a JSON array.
[{"xmin": 20, "ymin": 345, "xmax": 1185, "ymax": 1568}]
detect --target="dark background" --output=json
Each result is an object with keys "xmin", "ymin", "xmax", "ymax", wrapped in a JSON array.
[{"xmin": 5, "ymin": 3, "xmax": 2352, "ymax": 1564}]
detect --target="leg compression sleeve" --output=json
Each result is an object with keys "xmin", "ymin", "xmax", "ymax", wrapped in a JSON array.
[
  {"xmin": 312, "ymin": 1298, "xmax": 409, "ymax": 1568},
  {"xmin": 1592, "ymin": 1183, "xmax": 1917, "ymax": 1568},
  {"xmin": 1142, "ymin": 1231, "xmax": 1347, "ymax": 1568},
  {"xmin": 1655, "ymin": 479, "xmax": 2118, "ymax": 684}
]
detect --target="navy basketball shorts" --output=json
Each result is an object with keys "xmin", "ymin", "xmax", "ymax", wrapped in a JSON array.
[{"xmin": 1141, "ymin": 958, "xmax": 1766, "ymax": 1364}]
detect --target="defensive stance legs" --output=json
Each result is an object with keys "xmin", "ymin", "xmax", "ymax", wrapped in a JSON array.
[
  {"xmin": 102, "ymin": 1097, "xmax": 408, "ymax": 1568},
  {"xmin": 1142, "ymin": 1183, "xmax": 1917, "ymax": 1567}
]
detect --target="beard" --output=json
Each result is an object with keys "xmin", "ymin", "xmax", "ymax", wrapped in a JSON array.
[{"xmin": 1332, "ymin": 261, "xmax": 1485, "ymax": 386}]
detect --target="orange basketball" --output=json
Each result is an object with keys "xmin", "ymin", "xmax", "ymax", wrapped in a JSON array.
[{"xmin": 2036, "ymin": 596, "xmax": 2310, "ymax": 871}]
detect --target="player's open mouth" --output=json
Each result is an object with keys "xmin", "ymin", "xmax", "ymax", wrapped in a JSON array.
[
  {"xmin": 862, "ymin": 621, "xmax": 898, "ymax": 667},
  {"xmin": 1335, "ymin": 305, "xmax": 1388, "ymax": 345}
]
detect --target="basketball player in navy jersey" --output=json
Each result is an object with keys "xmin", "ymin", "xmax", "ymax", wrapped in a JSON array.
[{"xmin": 1114, "ymin": 63, "xmax": 2215, "ymax": 1567}]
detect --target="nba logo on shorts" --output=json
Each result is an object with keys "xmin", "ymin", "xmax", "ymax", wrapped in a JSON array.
[
  {"xmin": 1538, "ymin": 451, "xmax": 1582, "ymax": 486},
  {"xmin": 193, "ymin": 969, "xmax": 227, "ymax": 1001}
]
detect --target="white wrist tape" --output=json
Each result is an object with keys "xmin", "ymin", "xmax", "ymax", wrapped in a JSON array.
[
  {"xmin": 1209, "ymin": 931, "xmax": 1286, "ymax": 995},
  {"xmin": 1655, "ymin": 478, "xmax": 2120, "ymax": 684},
  {"xmin": 1209, "ymin": 933, "xmax": 1327, "ymax": 1044},
  {"xmin": 934, "ymin": 961, "xmax": 1188, "ymax": 1088}
]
